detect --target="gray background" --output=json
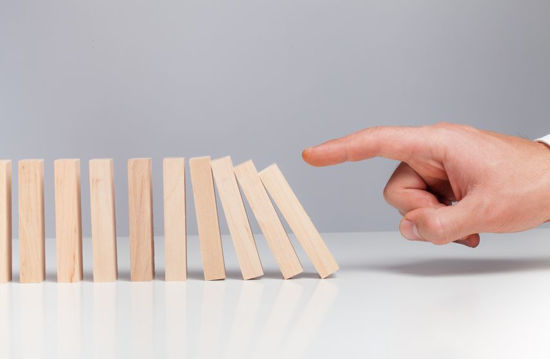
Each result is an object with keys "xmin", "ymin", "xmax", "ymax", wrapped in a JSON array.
[{"xmin": 1, "ymin": 0, "xmax": 549, "ymax": 237}]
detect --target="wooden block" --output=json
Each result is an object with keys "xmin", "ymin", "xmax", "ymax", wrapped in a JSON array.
[
  {"xmin": 54, "ymin": 159, "xmax": 83, "ymax": 282},
  {"xmin": 189, "ymin": 156, "xmax": 225, "ymax": 280},
  {"xmin": 89, "ymin": 159, "xmax": 118, "ymax": 282},
  {"xmin": 18, "ymin": 159, "xmax": 45, "ymax": 283},
  {"xmin": 211, "ymin": 156, "xmax": 263, "ymax": 280},
  {"xmin": 259, "ymin": 164, "xmax": 339, "ymax": 278},
  {"xmin": 163, "ymin": 157, "xmax": 187, "ymax": 281},
  {"xmin": 0, "ymin": 160, "xmax": 11, "ymax": 282},
  {"xmin": 234, "ymin": 160, "xmax": 303, "ymax": 279},
  {"xmin": 128, "ymin": 158, "xmax": 154, "ymax": 281}
]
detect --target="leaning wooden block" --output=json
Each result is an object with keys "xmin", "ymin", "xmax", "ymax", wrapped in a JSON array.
[
  {"xmin": 89, "ymin": 159, "xmax": 118, "ymax": 282},
  {"xmin": 211, "ymin": 156, "xmax": 263, "ymax": 280},
  {"xmin": 128, "ymin": 158, "xmax": 155, "ymax": 281},
  {"xmin": 189, "ymin": 156, "xmax": 225, "ymax": 280},
  {"xmin": 0, "ymin": 160, "xmax": 11, "ymax": 282},
  {"xmin": 259, "ymin": 164, "xmax": 338, "ymax": 278},
  {"xmin": 54, "ymin": 159, "xmax": 83, "ymax": 282},
  {"xmin": 234, "ymin": 160, "xmax": 303, "ymax": 279},
  {"xmin": 18, "ymin": 159, "xmax": 45, "ymax": 283},
  {"xmin": 163, "ymin": 157, "xmax": 187, "ymax": 281}
]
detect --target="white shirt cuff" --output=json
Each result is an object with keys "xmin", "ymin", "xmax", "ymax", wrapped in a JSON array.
[{"xmin": 536, "ymin": 135, "xmax": 550, "ymax": 147}]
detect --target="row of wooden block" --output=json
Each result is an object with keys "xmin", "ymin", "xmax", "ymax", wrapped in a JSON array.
[{"xmin": 0, "ymin": 157, "xmax": 338, "ymax": 283}]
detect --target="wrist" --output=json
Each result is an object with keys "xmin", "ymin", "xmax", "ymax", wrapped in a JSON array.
[{"xmin": 538, "ymin": 141, "xmax": 550, "ymax": 221}]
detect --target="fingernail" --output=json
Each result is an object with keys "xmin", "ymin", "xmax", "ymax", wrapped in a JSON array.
[
  {"xmin": 455, "ymin": 239, "xmax": 475, "ymax": 248},
  {"xmin": 401, "ymin": 220, "xmax": 421, "ymax": 241}
]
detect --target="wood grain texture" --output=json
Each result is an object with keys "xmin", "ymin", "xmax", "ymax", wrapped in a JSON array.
[
  {"xmin": 259, "ymin": 164, "xmax": 339, "ymax": 279},
  {"xmin": 89, "ymin": 159, "xmax": 118, "ymax": 282},
  {"xmin": 128, "ymin": 158, "xmax": 154, "ymax": 281},
  {"xmin": 189, "ymin": 156, "xmax": 225, "ymax": 280},
  {"xmin": 54, "ymin": 159, "xmax": 83, "ymax": 282},
  {"xmin": 211, "ymin": 156, "xmax": 263, "ymax": 280},
  {"xmin": 234, "ymin": 160, "xmax": 303, "ymax": 279},
  {"xmin": 18, "ymin": 159, "xmax": 45, "ymax": 283},
  {"xmin": 0, "ymin": 160, "xmax": 11, "ymax": 282},
  {"xmin": 163, "ymin": 157, "xmax": 187, "ymax": 281}
]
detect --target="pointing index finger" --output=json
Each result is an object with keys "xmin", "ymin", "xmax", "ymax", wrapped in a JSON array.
[{"xmin": 302, "ymin": 126, "xmax": 440, "ymax": 166}]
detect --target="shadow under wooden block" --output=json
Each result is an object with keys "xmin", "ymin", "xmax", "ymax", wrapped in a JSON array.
[{"xmin": 0, "ymin": 160, "xmax": 11, "ymax": 283}]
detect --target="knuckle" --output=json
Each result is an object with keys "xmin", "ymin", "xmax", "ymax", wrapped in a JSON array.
[
  {"xmin": 482, "ymin": 200, "xmax": 512, "ymax": 231},
  {"xmin": 433, "ymin": 122, "xmax": 478, "ymax": 134},
  {"xmin": 369, "ymin": 125, "xmax": 384, "ymax": 133},
  {"xmin": 363, "ymin": 126, "xmax": 384, "ymax": 139},
  {"xmin": 433, "ymin": 121, "xmax": 453, "ymax": 129},
  {"xmin": 382, "ymin": 183, "xmax": 398, "ymax": 205}
]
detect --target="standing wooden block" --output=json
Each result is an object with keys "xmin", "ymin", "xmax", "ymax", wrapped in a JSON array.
[
  {"xmin": 259, "ymin": 164, "xmax": 339, "ymax": 279},
  {"xmin": 54, "ymin": 159, "xmax": 83, "ymax": 282},
  {"xmin": 234, "ymin": 160, "xmax": 303, "ymax": 279},
  {"xmin": 189, "ymin": 156, "xmax": 225, "ymax": 280},
  {"xmin": 89, "ymin": 159, "xmax": 118, "ymax": 282},
  {"xmin": 0, "ymin": 160, "xmax": 11, "ymax": 282},
  {"xmin": 18, "ymin": 159, "xmax": 45, "ymax": 283},
  {"xmin": 128, "ymin": 158, "xmax": 154, "ymax": 281},
  {"xmin": 211, "ymin": 156, "xmax": 263, "ymax": 280},
  {"xmin": 163, "ymin": 158, "xmax": 187, "ymax": 281}
]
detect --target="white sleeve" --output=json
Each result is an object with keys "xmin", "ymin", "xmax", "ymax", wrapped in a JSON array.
[{"xmin": 536, "ymin": 135, "xmax": 550, "ymax": 147}]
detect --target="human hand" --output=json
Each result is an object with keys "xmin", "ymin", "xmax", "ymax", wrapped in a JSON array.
[{"xmin": 302, "ymin": 123, "xmax": 550, "ymax": 247}]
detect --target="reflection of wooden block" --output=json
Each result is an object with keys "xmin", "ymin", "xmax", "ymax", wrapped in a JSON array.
[
  {"xmin": 128, "ymin": 158, "xmax": 155, "ymax": 281},
  {"xmin": 234, "ymin": 160, "xmax": 302, "ymax": 279},
  {"xmin": 163, "ymin": 158, "xmax": 187, "ymax": 281},
  {"xmin": 54, "ymin": 159, "xmax": 83, "ymax": 282},
  {"xmin": 189, "ymin": 157, "xmax": 225, "ymax": 280},
  {"xmin": 0, "ymin": 160, "xmax": 11, "ymax": 282},
  {"xmin": 211, "ymin": 156, "xmax": 263, "ymax": 280},
  {"xmin": 89, "ymin": 159, "xmax": 118, "ymax": 282},
  {"xmin": 259, "ymin": 164, "xmax": 338, "ymax": 279},
  {"xmin": 18, "ymin": 159, "xmax": 45, "ymax": 283}
]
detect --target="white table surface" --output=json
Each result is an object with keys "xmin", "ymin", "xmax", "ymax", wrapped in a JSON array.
[{"xmin": 2, "ymin": 229, "xmax": 550, "ymax": 358}]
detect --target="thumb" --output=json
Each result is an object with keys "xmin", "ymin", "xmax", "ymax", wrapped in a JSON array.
[{"xmin": 400, "ymin": 200, "xmax": 481, "ymax": 247}]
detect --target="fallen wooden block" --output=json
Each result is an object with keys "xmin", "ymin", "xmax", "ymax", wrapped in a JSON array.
[
  {"xmin": 54, "ymin": 159, "xmax": 83, "ymax": 282},
  {"xmin": 234, "ymin": 160, "xmax": 303, "ymax": 279},
  {"xmin": 163, "ymin": 157, "xmax": 187, "ymax": 281},
  {"xmin": 128, "ymin": 158, "xmax": 155, "ymax": 281},
  {"xmin": 0, "ymin": 160, "xmax": 11, "ymax": 283},
  {"xmin": 18, "ymin": 159, "xmax": 45, "ymax": 283},
  {"xmin": 211, "ymin": 156, "xmax": 263, "ymax": 280},
  {"xmin": 89, "ymin": 159, "xmax": 118, "ymax": 282},
  {"xmin": 189, "ymin": 156, "xmax": 225, "ymax": 280},
  {"xmin": 259, "ymin": 164, "xmax": 339, "ymax": 279}
]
